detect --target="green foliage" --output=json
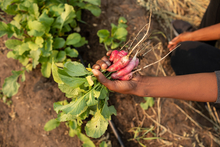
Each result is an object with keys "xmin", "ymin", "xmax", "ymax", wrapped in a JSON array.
[
  {"xmin": 97, "ymin": 17, "xmax": 128, "ymax": 50},
  {"xmin": 0, "ymin": 0, "xmax": 101, "ymax": 97},
  {"xmin": 45, "ymin": 61, "xmax": 117, "ymax": 139},
  {"xmin": 140, "ymin": 97, "xmax": 154, "ymax": 110}
]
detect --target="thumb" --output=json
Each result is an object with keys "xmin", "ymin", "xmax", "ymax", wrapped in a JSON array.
[{"xmin": 92, "ymin": 69, "xmax": 111, "ymax": 85}]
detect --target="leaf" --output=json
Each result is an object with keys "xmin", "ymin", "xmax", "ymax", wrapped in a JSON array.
[
  {"xmin": 55, "ymin": 96, "xmax": 87, "ymax": 116},
  {"xmin": 101, "ymin": 102, "xmax": 116, "ymax": 120},
  {"xmin": 0, "ymin": 21, "xmax": 13, "ymax": 37},
  {"xmin": 35, "ymin": 36, "xmax": 44, "ymax": 48},
  {"xmin": 66, "ymin": 33, "xmax": 81, "ymax": 45},
  {"xmin": 53, "ymin": 37, "xmax": 65, "ymax": 49},
  {"xmin": 44, "ymin": 119, "xmax": 60, "ymax": 131},
  {"xmin": 41, "ymin": 62, "xmax": 52, "ymax": 78},
  {"xmin": 77, "ymin": 132, "xmax": 96, "ymax": 147},
  {"xmin": 99, "ymin": 85, "xmax": 108, "ymax": 99},
  {"xmin": 51, "ymin": 60, "xmax": 64, "ymax": 84},
  {"xmin": 30, "ymin": 49, "xmax": 41, "ymax": 68},
  {"xmin": 86, "ymin": 89, "xmax": 98, "ymax": 106},
  {"xmin": 84, "ymin": 4, "xmax": 101, "ymax": 17},
  {"xmin": 84, "ymin": 0, "xmax": 101, "ymax": 6},
  {"xmin": 86, "ymin": 76, "xmax": 94, "ymax": 86},
  {"xmin": 53, "ymin": 4, "xmax": 76, "ymax": 30},
  {"xmin": 140, "ymin": 97, "xmax": 154, "ymax": 110},
  {"xmin": 85, "ymin": 110, "xmax": 108, "ymax": 138},
  {"xmin": 114, "ymin": 27, "xmax": 128, "ymax": 40},
  {"xmin": 27, "ymin": 20, "xmax": 46, "ymax": 37},
  {"xmin": 49, "ymin": 4, "xmax": 64, "ymax": 17},
  {"xmin": 28, "ymin": 3, "xmax": 39, "ymax": 19},
  {"xmin": 58, "ymin": 84, "xmax": 83, "ymax": 98},
  {"xmin": 118, "ymin": 16, "xmax": 127, "ymax": 24},
  {"xmin": 2, "ymin": 70, "xmax": 23, "ymax": 97},
  {"xmin": 28, "ymin": 41, "xmax": 39, "ymax": 51},
  {"xmin": 65, "ymin": 47, "xmax": 78, "ymax": 58},
  {"xmin": 97, "ymin": 29, "xmax": 110, "ymax": 43},
  {"xmin": 111, "ymin": 41, "xmax": 120, "ymax": 49},
  {"xmin": 18, "ymin": 43, "xmax": 30, "ymax": 55},
  {"xmin": 18, "ymin": 56, "xmax": 29, "ymax": 66},
  {"xmin": 41, "ymin": 36, "xmax": 53, "ymax": 57},
  {"xmin": 5, "ymin": 39, "xmax": 22, "ymax": 50},
  {"xmin": 73, "ymin": 37, "xmax": 88, "ymax": 48},
  {"xmin": 99, "ymin": 141, "xmax": 108, "ymax": 147},
  {"xmin": 7, "ymin": 51, "xmax": 18, "ymax": 59},
  {"xmin": 38, "ymin": 11, "xmax": 54, "ymax": 29},
  {"xmin": 63, "ymin": 61, "xmax": 89, "ymax": 76},
  {"xmin": 56, "ymin": 51, "xmax": 66, "ymax": 62}
]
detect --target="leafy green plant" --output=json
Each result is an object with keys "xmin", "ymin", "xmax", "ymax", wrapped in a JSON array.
[
  {"xmin": 0, "ymin": 0, "xmax": 101, "ymax": 98},
  {"xmin": 140, "ymin": 97, "xmax": 154, "ymax": 110},
  {"xmin": 97, "ymin": 17, "xmax": 128, "ymax": 50},
  {"xmin": 44, "ymin": 61, "xmax": 117, "ymax": 141},
  {"xmin": 129, "ymin": 126, "xmax": 160, "ymax": 147}
]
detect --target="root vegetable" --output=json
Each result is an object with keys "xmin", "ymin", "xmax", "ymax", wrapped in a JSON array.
[
  {"xmin": 107, "ymin": 55, "xmax": 130, "ymax": 72},
  {"xmin": 109, "ymin": 50, "xmax": 119, "ymax": 62}
]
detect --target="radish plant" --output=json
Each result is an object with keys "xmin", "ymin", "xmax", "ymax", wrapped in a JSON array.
[
  {"xmin": 0, "ymin": 0, "xmax": 101, "ymax": 98},
  {"xmin": 44, "ymin": 60, "xmax": 117, "ymax": 144},
  {"xmin": 97, "ymin": 17, "xmax": 128, "ymax": 50}
]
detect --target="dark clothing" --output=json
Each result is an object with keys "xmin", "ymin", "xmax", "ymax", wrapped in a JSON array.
[{"xmin": 170, "ymin": 0, "xmax": 220, "ymax": 102}]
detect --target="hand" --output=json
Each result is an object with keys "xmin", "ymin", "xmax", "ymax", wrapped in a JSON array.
[
  {"xmin": 92, "ymin": 50, "xmax": 143, "ymax": 96},
  {"xmin": 168, "ymin": 32, "xmax": 193, "ymax": 51}
]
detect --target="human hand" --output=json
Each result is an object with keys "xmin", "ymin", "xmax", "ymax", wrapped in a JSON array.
[
  {"xmin": 92, "ymin": 50, "xmax": 143, "ymax": 96},
  {"xmin": 168, "ymin": 32, "xmax": 193, "ymax": 51}
]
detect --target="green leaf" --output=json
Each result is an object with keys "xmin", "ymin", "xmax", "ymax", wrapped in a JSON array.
[
  {"xmin": 18, "ymin": 56, "xmax": 29, "ymax": 66},
  {"xmin": 63, "ymin": 61, "xmax": 89, "ymax": 76},
  {"xmin": 140, "ymin": 97, "xmax": 154, "ymax": 110},
  {"xmin": 99, "ymin": 141, "xmax": 108, "ymax": 147},
  {"xmin": 66, "ymin": 33, "xmax": 81, "ymax": 45},
  {"xmin": 41, "ymin": 62, "xmax": 52, "ymax": 78},
  {"xmin": 77, "ymin": 132, "xmax": 96, "ymax": 147},
  {"xmin": 55, "ymin": 96, "xmax": 87, "ymax": 116},
  {"xmin": 85, "ymin": 110, "xmax": 108, "ymax": 138},
  {"xmin": 111, "ymin": 41, "xmax": 120, "ymax": 49},
  {"xmin": 99, "ymin": 85, "xmax": 108, "ymax": 99},
  {"xmin": 28, "ymin": 3, "xmax": 39, "ymax": 19},
  {"xmin": 97, "ymin": 29, "xmax": 110, "ymax": 43},
  {"xmin": 38, "ymin": 11, "xmax": 54, "ymax": 28},
  {"xmin": 86, "ymin": 89, "xmax": 98, "ymax": 106},
  {"xmin": 2, "ymin": 70, "xmax": 23, "ymax": 97},
  {"xmin": 0, "ymin": 21, "xmax": 13, "ymax": 37},
  {"xmin": 49, "ymin": 4, "xmax": 64, "ymax": 17},
  {"xmin": 65, "ymin": 47, "xmax": 78, "ymax": 58},
  {"xmin": 21, "ymin": 72, "xmax": 25, "ymax": 82},
  {"xmin": 28, "ymin": 41, "xmax": 39, "ymax": 51},
  {"xmin": 53, "ymin": 37, "xmax": 65, "ymax": 49},
  {"xmin": 114, "ymin": 27, "xmax": 128, "ymax": 40},
  {"xmin": 30, "ymin": 49, "xmax": 41, "ymax": 68},
  {"xmin": 5, "ymin": 39, "xmax": 23, "ymax": 50},
  {"xmin": 18, "ymin": 43, "xmax": 30, "ymax": 55},
  {"xmin": 101, "ymin": 103, "xmax": 116, "ymax": 120},
  {"xmin": 35, "ymin": 36, "xmax": 44, "ymax": 48},
  {"xmin": 118, "ymin": 17, "xmax": 127, "ymax": 24},
  {"xmin": 44, "ymin": 119, "xmax": 60, "ymax": 131},
  {"xmin": 53, "ymin": 4, "xmax": 76, "ymax": 30},
  {"xmin": 84, "ymin": 0, "xmax": 101, "ymax": 6},
  {"xmin": 84, "ymin": 4, "xmax": 101, "ymax": 17},
  {"xmin": 41, "ymin": 36, "xmax": 53, "ymax": 57},
  {"xmin": 56, "ymin": 51, "xmax": 66, "ymax": 62},
  {"xmin": 27, "ymin": 20, "xmax": 46, "ymax": 37},
  {"xmin": 7, "ymin": 51, "xmax": 18, "ymax": 59},
  {"xmin": 111, "ymin": 23, "xmax": 117, "ymax": 36},
  {"xmin": 58, "ymin": 84, "xmax": 83, "ymax": 98},
  {"xmin": 73, "ymin": 37, "xmax": 88, "ymax": 48},
  {"xmin": 52, "ymin": 61, "xmax": 64, "ymax": 84}
]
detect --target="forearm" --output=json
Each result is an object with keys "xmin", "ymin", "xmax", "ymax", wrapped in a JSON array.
[
  {"xmin": 190, "ymin": 23, "xmax": 220, "ymax": 42},
  {"xmin": 135, "ymin": 73, "xmax": 218, "ymax": 102}
]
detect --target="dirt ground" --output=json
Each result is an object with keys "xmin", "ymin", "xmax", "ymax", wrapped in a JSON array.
[{"xmin": 0, "ymin": 0, "xmax": 220, "ymax": 147}]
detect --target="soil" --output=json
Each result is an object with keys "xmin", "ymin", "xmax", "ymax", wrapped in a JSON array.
[{"xmin": 0, "ymin": 0, "xmax": 219, "ymax": 147}]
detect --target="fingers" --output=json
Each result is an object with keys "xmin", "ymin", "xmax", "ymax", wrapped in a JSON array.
[
  {"xmin": 92, "ymin": 69, "xmax": 113, "ymax": 88},
  {"xmin": 106, "ymin": 50, "xmax": 113, "ymax": 56},
  {"xmin": 92, "ymin": 56, "xmax": 111, "ymax": 70}
]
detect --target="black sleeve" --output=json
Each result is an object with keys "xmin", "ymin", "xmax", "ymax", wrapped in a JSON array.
[{"xmin": 215, "ymin": 71, "xmax": 220, "ymax": 103}]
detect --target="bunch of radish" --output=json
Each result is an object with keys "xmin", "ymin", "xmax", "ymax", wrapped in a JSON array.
[{"xmin": 107, "ymin": 50, "xmax": 139, "ymax": 80}]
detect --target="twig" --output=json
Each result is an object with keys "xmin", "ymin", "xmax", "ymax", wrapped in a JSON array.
[
  {"xmin": 172, "ymin": 103, "xmax": 202, "ymax": 129},
  {"xmin": 207, "ymin": 102, "xmax": 217, "ymax": 123}
]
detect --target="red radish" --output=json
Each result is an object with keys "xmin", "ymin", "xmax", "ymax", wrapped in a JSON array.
[
  {"xmin": 109, "ymin": 50, "xmax": 119, "ymax": 62},
  {"xmin": 118, "ymin": 72, "xmax": 133, "ymax": 81},
  {"xmin": 107, "ymin": 55, "xmax": 130, "ymax": 72},
  {"xmin": 113, "ymin": 50, "xmax": 128, "ymax": 63},
  {"xmin": 111, "ymin": 52, "xmax": 139, "ymax": 79}
]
